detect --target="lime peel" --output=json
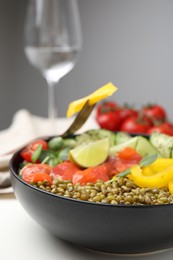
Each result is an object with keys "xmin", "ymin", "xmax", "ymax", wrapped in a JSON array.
[
  {"xmin": 66, "ymin": 82, "xmax": 118, "ymax": 118},
  {"xmin": 69, "ymin": 138, "xmax": 110, "ymax": 168}
]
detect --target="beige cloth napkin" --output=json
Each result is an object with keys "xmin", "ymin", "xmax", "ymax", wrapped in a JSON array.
[{"xmin": 0, "ymin": 109, "xmax": 99, "ymax": 194}]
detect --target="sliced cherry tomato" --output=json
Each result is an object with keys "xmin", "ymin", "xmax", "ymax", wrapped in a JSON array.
[
  {"xmin": 113, "ymin": 157, "xmax": 141, "ymax": 174},
  {"xmin": 52, "ymin": 160, "xmax": 81, "ymax": 180},
  {"xmin": 112, "ymin": 148, "xmax": 142, "ymax": 174},
  {"xmin": 20, "ymin": 163, "xmax": 52, "ymax": 185},
  {"xmin": 142, "ymin": 104, "xmax": 167, "ymax": 123},
  {"xmin": 96, "ymin": 111, "xmax": 121, "ymax": 131},
  {"xmin": 20, "ymin": 139, "xmax": 48, "ymax": 162},
  {"xmin": 120, "ymin": 115, "xmax": 152, "ymax": 134},
  {"xmin": 117, "ymin": 147, "xmax": 142, "ymax": 160},
  {"xmin": 147, "ymin": 122, "xmax": 173, "ymax": 136}
]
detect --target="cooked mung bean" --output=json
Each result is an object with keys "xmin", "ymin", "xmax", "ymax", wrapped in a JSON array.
[{"xmin": 32, "ymin": 177, "xmax": 173, "ymax": 205}]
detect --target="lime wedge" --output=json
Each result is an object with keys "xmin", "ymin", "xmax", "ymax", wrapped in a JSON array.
[
  {"xmin": 66, "ymin": 82, "xmax": 118, "ymax": 118},
  {"xmin": 69, "ymin": 138, "xmax": 110, "ymax": 168}
]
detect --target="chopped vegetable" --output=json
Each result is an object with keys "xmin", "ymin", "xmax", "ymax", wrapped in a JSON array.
[
  {"xmin": 69, "ymin": 138, "xmax": 110, "ymax": 168},
  {"xmin": 117, "ymin": 153, "xmax": 157, "ymax": 178},
  {"xmin": 21, "ymin": 139, "xmax": 48, "ymax": 162},
  {"xmin": 117, "ymin": 147, "xmax": 141, "ymax": 160},
  {"xmin": 129, "ymin": 158, "xmax": 173, "ymax": 194},
  {"xmin": 66, "ymin": 82, "xmax": 118, "ymax": 118},
  {"xmin": 18, "ymin": 131, "xmax": 173, "ymax": 204},
  {"xmin": 142, "ymin": 104, "xmax": 167, "ymax": 123},
  {"xmin": 95, "ymin": 100, "xmax": 173, "ymax": 136}
]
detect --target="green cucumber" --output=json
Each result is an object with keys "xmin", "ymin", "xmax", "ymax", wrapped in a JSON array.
[
  {"xmin": 150, "ymin": 132, "xmax": 173, "ymax": 158},
  {"xmin": 109, "ymin": 136, "xmax": 138, "ymax": 155},
  {"xmin": 75, "ymin": 129, "xmax": 116, "ymax": 146},
  {"xmin": 115, "ymin": 132, "xmax": 132, "ymax": 145},
  {"xmin": 97, "ymin": 129, "xmax": 116, "ymax": 146},
  {"xmin": 109, "ymin": 135, "xmax": 160, "ymax": 157},
  {"xmin": 135, "ymin": 136, "xmax": 160, "ymax": 157}
]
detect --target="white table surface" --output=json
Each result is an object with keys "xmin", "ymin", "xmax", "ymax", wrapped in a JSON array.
[{"xmin": 1, "ymin": 194, "xmax": 173, "ymax": 260}]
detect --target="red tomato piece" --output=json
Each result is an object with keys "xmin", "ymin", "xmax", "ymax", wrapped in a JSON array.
[
  {"xmin": 117, "ymin": 107, "xmax": 138, "ymax": 126},
  {"xmin": 96, "ymin": 101, "xmax": 118, "ymax": 116},
  {"xmin": 147, "ymin": 122, "xmax": 173, "ymax": 136},
  {"xmin": 142, "ymin": 104, "xmax": 167, "ymax": 123},
  {"xmin": 21, "ymin": 139, "xmax": 48, "ymax": 162},
  {"xmin": 120, "ymin": 115, "xmax": 152, "ymax": 134},
  {"xmin": 96, "ymin": 111, "xmax": 121, "ymax": 131},
  {"xmin": 52, "ymin": 160, "xmax": 81, "ymax": 181},
  {"xmin": 20, "ymin": 163, "xmax": 52, "ymax": 185},
  {"xmin": 117, "ymin": 147, "xmax": 142, "ymax": 161},
  {"xmin": 113, "ymin": 155, "xmax": 142, "ymax": 175}
]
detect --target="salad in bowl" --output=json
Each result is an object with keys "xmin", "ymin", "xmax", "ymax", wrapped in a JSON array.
[{"xmin": 9, "ymin": 83, "xmax": 173, "ymax": 254}]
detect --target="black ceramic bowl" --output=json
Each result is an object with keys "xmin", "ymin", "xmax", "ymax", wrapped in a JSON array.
[{"xmin": 9, "ymin": 138, "xmax": 173, "ymax": 255}]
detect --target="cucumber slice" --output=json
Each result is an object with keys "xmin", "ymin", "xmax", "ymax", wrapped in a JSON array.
[
  {"xmin": 109, "ymin": 135, "xmax": 160, "ymax": 157},
  {"xmin": 135, "ymin": 136, "xmax": 160, "ymax": 157},
  {"xmin": 75, "ymin": 129, "xmax": 116, "ymax": 147},
  {"xmin": 115, "ymin": 132, "xmax": 132, "ymax": 145},
  {"xmin": 150, "ymin": 132, "xmax": 173, "ymax": 158},
  {"xmin": 97, "ymin": 129, "xmax": 116, "ymax": 146},
  {"xmin": 109, "ymin": 136, "xmax": 138, "ymax": 155}
]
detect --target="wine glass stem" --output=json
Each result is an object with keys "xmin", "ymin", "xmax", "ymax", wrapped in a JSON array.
[{"xmin": 46, "ymin": 79, "xmax": 59, "ymax": 134}]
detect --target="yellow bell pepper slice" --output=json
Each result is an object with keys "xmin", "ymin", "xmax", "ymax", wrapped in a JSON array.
[
  {"xmin": 168, "ymin": 181, "xmax": 173, "ymax": 194},
  {"xmin": 149, "ymin": 158, "xmax": 173, "ymax": 172},
  {"xmin": 66, "ymin": 82, "xmax": 118, "ymax": 118},
  {"xmin": 142, "ymin": 166, "xmax": 155, "ymax": 176},
  {"xmin": 130, "ymin": 164, "xmax": 173, "ymax": 188},
  {"xmin": 130, "ymin": 165, "xmax": 166, "ymax": 188}
]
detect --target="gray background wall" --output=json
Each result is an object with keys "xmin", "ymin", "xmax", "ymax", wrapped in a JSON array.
[{"xmin": 0, "ymin": 0, "xmax": 173, "ymax": 130}]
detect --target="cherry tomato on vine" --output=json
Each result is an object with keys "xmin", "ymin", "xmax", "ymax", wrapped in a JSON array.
[
  {"xmin": 96, "ymin": 101, "xmax": 118, "ymax": 116},
  {"xmin": 142, "ymin": 104, "xmax": 167, "ymax": 123},
  {"xmin": 147, "ymin": 122, "xmax": 173, "ymax": 136},
  {"xmin": 120, "ymin": 115, "xmax": 152, "ymax": 134},
  {"xmin": 117, "ymin": 107, "xmax": 138, "ymax": 126},
  {"xmin": 96, "ymin": 111, "xmax": 121, "ymax": 131}
]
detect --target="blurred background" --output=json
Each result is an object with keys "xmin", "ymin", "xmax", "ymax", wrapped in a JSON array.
[{"xmin": 1, "ymin": 0, "xmax": 173, "ymax": 130}]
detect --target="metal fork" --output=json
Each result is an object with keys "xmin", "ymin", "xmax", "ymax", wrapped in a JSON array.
[{"xmin": 61, "ymin": 100, "xmax": 95, "ymax": 137}]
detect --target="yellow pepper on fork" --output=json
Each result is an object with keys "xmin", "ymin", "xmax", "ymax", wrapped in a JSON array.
[{"xmin": 129, "ymin": 158, "xmax": 173, "ymax": 194}]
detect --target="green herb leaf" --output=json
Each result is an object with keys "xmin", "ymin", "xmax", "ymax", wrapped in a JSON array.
[
  {"xmin": 39, "ymin": 150, "xmax": 60, "ymax": 166},
  {"xmin": 139, "ymin": 153, "xmax": 158, "ymax": 168},
  {"xmin": 41, "ymin": 156, "xmax": 50, "ymax": 164},
  {"xmin": 116, "ymin": 168, "xmax": 131, "ymax": 177},
  {"xmin": 116, "ymin": 153, "xmax": 158, "ymax": 178},
  {"xmin": 31, "ymin": 144, "xmax": 42, "ymax": 163}
]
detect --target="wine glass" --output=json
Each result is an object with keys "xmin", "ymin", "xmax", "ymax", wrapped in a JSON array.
[{"xmin": 24, "ymin": 0, "xmax": 81, "ymax": 133}]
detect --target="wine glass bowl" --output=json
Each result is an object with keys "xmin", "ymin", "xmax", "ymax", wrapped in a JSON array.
[
  {"xmin": 24, "ymin": 0, "xmax": 81, "ymax": 132},
  {"xmin": 25, "ymin": 45, "xmax": 79, "ymax": 83}
]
